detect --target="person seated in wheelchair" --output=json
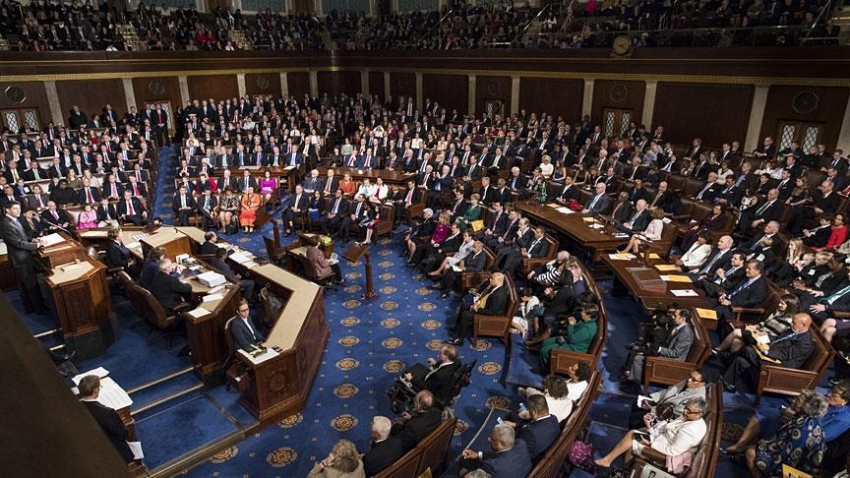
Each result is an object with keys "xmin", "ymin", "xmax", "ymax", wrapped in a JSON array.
[{"xmin": 397, "ymin": 344, "xmax": 462, "ymax": 406}]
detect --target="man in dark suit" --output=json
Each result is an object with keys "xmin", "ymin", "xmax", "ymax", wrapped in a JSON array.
[
  {"xmin": 96, "ymin": 198, "xmax": 119, "ymax": 225},
  {"xmin": 500, "ymin": 226, "xmax": 550, "ymax": 276},
  {"xmin": 402, "ymin": 344, "xmax": 462, "ymax": 405},
  {"xmin": 0, "ymin": 202, "xmax": 48, "ymax": 314},
  {"xmin": 718, "ymin": 313, "xmax": 814, "ymax": 393},
  {"xmin": 320, "ymin": 189, "xmax": 350, "ymax": 237},
  {"xmin": 450, "ymin": 272, "xmax": 509, "ymax": 345},
  {"xmin": 362, "ymin": 416, "xmax": 404, "ymax": 477},
  {"xmin": 390, "ymin": 390, "xmax": 443, "ymax": 452},
  {"xmin": 394, "ymin": 180, "xmax": 421, "ymax": 224},
  {"xmin": 172, "ymin": 185, "xmax": 196, "ymax": 227},
  {"xmin": 582, "ymin": 182, "xmax": 610, "ymax": 215},
  {"xmin": 554, "ymin": 176, "xmax": 579, "ymax": 205},
  {"xmin": 624, "ymin": 309, "xmax": 694, "ymax": 388},
  {"xmin": 282, "ymin": 184, "xmax": 309, "ymax": 236},
  {"xmin": 460, "ymin": 424, "xmax": 532, "ymax": 477},
  {"xmin": 737, "ymin": 188, "xmax": 783, "ymax": 237},
  {"xmin": 200, "ymin": 231, "xmax": 223, "ymax": 255},
  {"xmin": 40, "ymin": 201, "xmax": 74, "ymax": 234},
  {"xmin": 615, "ymin": 199, "xmax": 651, "ymax": 233},
  {"xmin": 713, "ymin": 260, "xmax": 768, "ymax": 321},
  {"xmin": 148, "ymin": 259, "xmax": 192, "ymax": 312},
  {"xmin": 610, "ymin": 192, "xmax": 635, "ymax": 224},
  {"xmin": 78, "ymin": 375, "xmax": 135, "ymax": 463},
  {"xmin": 696, "ymin": 250, "xmax": 746, "ymax": 298},
  {"xmin": 118, "ymin": 190, "xmax": 148, "ymax": 226},
  {"xmin": 104, "ymin": 228, "xmax": 133, "ymax": 270},
  {"xmin": 514, "ymin": 394, "xmax": 560, "ymax": 462},
  {"xmin": 229, "ymin": 299, "xmax": 264, "ymax": 351},
  {"xmin": 693, "ymin": 173, "xmax": 723, "ymax": 203},
  {"xmin": 437, "ymin": 240, "xmax": 488, "ymax": 299},
  {"xmin": 337, "ymin": 193, "xmax": 369, "ymax": 244},
  {"xmin": 647, "ymin": 181, "xmax": 673, "ymax": 212},
  {"xmin": 77, "ymin": 177, "xmax": 101, "ymax": 205}
]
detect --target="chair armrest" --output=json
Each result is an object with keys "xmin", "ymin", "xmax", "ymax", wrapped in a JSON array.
[
  {"xmin": 644, "ymin": 357, "xmax": 697, "ymax": 392},
  {"xmin": 461, "ymin": 271, "xmax": 490, "ymax": 291},
  {"xmin": 473, "ymin": 314, "xmax": 512, "ymax": 345},
  {"xmin": 549, "ymin": 350, "xmax": 595, "ymax": 376},
  {"xmin": 758, "ymin": 364, "xmax": 820, "ymax": 400},
  {"xmin": 834, "ymin": 311, "xmax": 850, "ymax": 319}
]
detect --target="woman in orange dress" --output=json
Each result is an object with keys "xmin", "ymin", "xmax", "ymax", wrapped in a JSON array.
[{"xmin": 239, "ymin": 186, "xmax": 261, "ymax": 234}]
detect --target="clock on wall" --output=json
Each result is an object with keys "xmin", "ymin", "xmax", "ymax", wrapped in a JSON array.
[
  {"xmin": 5, "ymin": 86, "xmax": 26, "ymax": 103},
  {"xmin": 792, "ymin": 91, "xmax": 819, "ymax": 115},
  {"xmin": 612, "ymin": 35, "xmax": 633, "ymax": 57}
]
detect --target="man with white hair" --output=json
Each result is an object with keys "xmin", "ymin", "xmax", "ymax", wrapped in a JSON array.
[
  {"xmin": 362, "ymin": 416, "xmax": 404, "ymax": 477},
  {"xmin": 460, "ymin": 423, "xmax": 532, "ymax": 477},
  {"xmin": 149, "ymin": 259, "xmax": 192, "ymax": 312}
]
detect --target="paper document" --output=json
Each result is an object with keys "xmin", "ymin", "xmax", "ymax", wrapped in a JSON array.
[
  {"xmin": 187, "ymin": 307, "xmax": 210, "ymax": 318},
  {"xmin": 671, "ymin": 289, "xmax": 698, "ymax": 297},
  {"xmin": 202, "ymin": 293, "xmax": 224, "ymax": 302},
  {"xmin": 589, "ymin": 224, "xmax": 604, "ymax": 229},
  {"xmin": 660, "ymin": 274, "xmax": 692, "ymax": 283},
  {"xmin": 206, "ymin": 285, "xmax": 225, "ymax": 295},
  {"xmin": 96, "ymin": 377, "xmax": 133, "ymax": 409},
  {"xmin": 127, "ymin": 441, "xmax": 144, "ymax": 460},
  {"xmin": 229, "ymin": 251, "xmax": 252, "ymax": 264},
  {"xmin": 614, "ymin": 233, "xmax": 630, "ymax": 238},
  {"xmin": 608, "ymin": 253, "xmax": 636, "ymax": 261},
  {"xmin": 557, "ymin": 207, "xmax": 574, "ymax": 214},
  {"xmin": 654, "ymin": 264, "xmax": 679, "ymax": 272},
  {"xmin": 125, "ymin": 242, "xmax": 141, "ymax": 250},
  {"xmin": 0, "ymin": 241, "xmax": 6, "ymax": 255},
  {"xmin": 694, "ymin": 308, "xmax": 718, "ymax": 320},
  {"xmin": 40, "ymin": 232, "xmax": 65, "ymax": 247},
  {"xmin": 637, "ymin": 395, "xmax": 653, "ymax": 407},
  {"xmin": 73, "ymin": 367, "xmax": 109, "ymax": 385},
  {"xmin": 649, "ymin": 253, "xmax": 661, "ymax": 259},
  {"xmin": 243, "ymin": 260, "xmax": 260, "ymax": 269},
  {"xmin": 582, "ymin": 217, "xmax": 595, "ymax": 223},
  {"xmin": 238, "ymin": 347, "xmax": 279, "ymax": 364}
]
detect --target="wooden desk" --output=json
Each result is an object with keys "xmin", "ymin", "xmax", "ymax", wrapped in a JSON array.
[
  {"xmin": 44, "ymin": 257, "xmax": 115, "ymax": 359},
  {"xmin": 601, "ymin": 253, "xmax": 713, "ymax": 319},
  {"xmin": 514, "ymin": 202, "xmax": 627, "ymax": 262},
  {"xmin": 36, "ymin": 232, "xmax": 87, "ymax": 270},
  {"xmin": 140, "ymin": 227, "xmax": 192, "ymax": 261},
  {"xmin": 318, "ymin": 166, "xmax": 415, "ymax": 188}
]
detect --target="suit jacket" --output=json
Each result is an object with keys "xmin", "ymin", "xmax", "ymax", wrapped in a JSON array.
[
  {"xmin": 104, "ymin": 240, "xmax": 132, "ymax": 269},
  {"xmin": 200, "ymin": 241, "xmax": 219, "ymax": 255},
  {"xmin": 516, "ymin": 415, "xmax": 560, "ymax": 462},
  {"xmin": 611, "ymin": 201, "xmax": 634, "ymax": 224},
  {"xmin": 393, "ymin": 408, "xmax": 442, "ymax": 452},
  {"xmin": 148, "ymin": 270, "xmax": 191, "ymax": 311},
  {"xmin": 77, "ymin": 187, "xmax": 101, "ymax": 204},
  {"xmin": 478, "ymin": 442, "xmax": 533, "ymax": 478},
  {"xmin": 479, "ymin": 285, "xmax": 509, "ymax": 317},
  {"xmin": 362, "ymin": 436, "xmax": 404, "ymax": 477},
  {"xmin": 464, "ymin": 250, "xmax": 487, "ymax": 272},
  {"xmin": 81, "ymin": 400, "xmax": 133, "ymax": 463},
  {"xmin": 40, "ymin": 208, "xmax": 72, "ymax": 228},
  {"xmin": 286, "ymin": 192, "xmax": 310, "ymax": 212},
  {"xmin": 657, "ymin": 323, "xmax": 694, "ymax": 360},
  {"xmin": 0, "ymin": 215, "xmax": 39, "ymax": 266},
  {"xmin": 625, "ymin": 209, "xmax": 651, "ymax": 232},
  {"xmin": 753, "ymin": 200, "xmax": 783, "ymax": 223},
  {"xmin": 694, "ymin": 182, "xmax": 722, "ymax": 203},
  {"xmin": 118, "ymin": 197, "xmax": 145, "ymax": 217},
  {"xmin": 172, "ymin": 193, "xmax": 196, "ymax": 212},
  {"xmin": 413, "ymin": 360, "xmax": 462, "ymax": 404},
  {"xmin": 767, "ymin": 329, "xmax": 813, "ymax": 369},
  {"xmin": 96, "ymin": 203, "xmax": 119, "ymax": 222},
  {"xmin": 102, "ymin": 182, "xmax": 125, "ymax": 199},
  {"xmin": 729, "ymin": 275, "xmax": 768, "ymax": 308},
  {"xmin": 230, "ymin": 315, "xmax": 264, "ymax": 351},
  {"xmin": 584, "ymin": 193, "xmax": 610, "ymax": 215}
]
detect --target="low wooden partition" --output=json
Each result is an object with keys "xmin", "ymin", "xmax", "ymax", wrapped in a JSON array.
[{"xmin": 235, "ymin": 263, "xmax": 328, "ymax": 423}]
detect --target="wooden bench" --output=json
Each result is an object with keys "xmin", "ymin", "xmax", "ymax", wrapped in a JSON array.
[
  {"xmin": 643, "ymin": 314, "xmax": 711, "ymax": 393},
  {"xmin": 473, "ymin": 274, "xmax": 519, "ymax": 346},
  {"xmin": 631, "ymin": 382, "xmax": 723, "ymax": 478},
  {"xmin": 375, "ymin": 417, "xmax": 457, "ymax": 478},
  {"xmin": 528, "ymin": 371, "xmax": 602, "ymax": 477},
  {"xmin": 756, "ymin": 324, "xmax": 834, "ymax": 405}
]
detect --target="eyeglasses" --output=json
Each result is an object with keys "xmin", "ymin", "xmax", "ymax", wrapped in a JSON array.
[{"xmin": 684, "ymin": 408, "xmax": 701, "ymax": 415}]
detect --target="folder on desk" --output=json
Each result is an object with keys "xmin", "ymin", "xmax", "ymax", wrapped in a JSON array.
[
  {"xmin": 695, "ymin": 308, "xmax": 718, "ymax": 320},
  {"xmin": 661, "ymin": 274, "xmax": 692, "ymax": 283},
  {"xmin": 654, "ymin": 264, "xmax": 679, "ymax": 272}
]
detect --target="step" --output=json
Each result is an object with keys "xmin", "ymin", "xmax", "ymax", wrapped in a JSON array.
[
  {"xmin": 127, "ymin": 365, "xmax": 202, "ymax": 413},
  {"xmin": 131, "ymin": 382, "xmax": 205, "ymax": 421}
]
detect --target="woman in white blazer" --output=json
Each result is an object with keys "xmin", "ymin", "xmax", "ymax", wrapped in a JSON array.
[{"xmin": 677, "ymin": 230, "xmax": 713, "ymax": 271}]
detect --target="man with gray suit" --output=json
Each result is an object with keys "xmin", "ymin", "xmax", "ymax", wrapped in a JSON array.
[
  {"xmin": 622, "ymin": 309, "xmax": 694, "ymax": 392},
  {"xmin": 582, "ymin": 182, "xmax": 610, "ymax": 215},
  {"xmin": 436, "ymin": 240, "xmax": 487, "ymax": 299},
  {"xmin": 0, "ymin": 201, "xmax": 48, "ymax": 314}
]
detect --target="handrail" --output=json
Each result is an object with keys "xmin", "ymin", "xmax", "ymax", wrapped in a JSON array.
[
  {"xmin": 804, "ymin": 0, "xmax": 833, "ymax": 39},
  {"xmin": 423, "ymin": 8, "xmax": 455, "ymax": 39},
  {"xmin": 512, "ymin": 3, "xmax": 554, "ymax": 45}
]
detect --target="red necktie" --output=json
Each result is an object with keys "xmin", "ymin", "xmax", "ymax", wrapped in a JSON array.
[
  {"xmin": 112, "ymin": 184, "xmax": 117, "ymax": 197},
  {"xmin": 133, "ymin": 184, "xmax": 139, "ymax": 196},
  {"xmin": 406, "ymin": 189, "xmax": 413, "ymax": 205},
  {"xmin": 86, "ymin": 188, "xmax": 93, "ymax": 203},
  {"xmin": 127, "ymin": 200, "xmax": 135, "ymax": 215}
]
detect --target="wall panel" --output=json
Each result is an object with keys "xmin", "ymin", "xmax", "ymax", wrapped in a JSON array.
[
  {"xmin": 760, "ymin": 85, "xmax": 849, "ymax": 152},
  {"xmin": 389, "ymin": 72, "xmax": 416, "ymax": 109},
  {"xmin": 368, "ymin": 72, "xmax": 385, "ymax": 100},
  {"xmin": 519, "ymin": 77, "xmax": 582, "ymax": 122},
  {"xmin": 287, "ymin": 72, "xmax": 310, "ymax": 100},
  {"xmin": 591, "ymin": 80, "xmax": 646, "ymax": 128},
  {"xmin": 317, "ymin": 71, "xmax": 362, "ymax": 98},
  {"xmin": 0, "ymin": 81, "xmax": 52, "ymax": 128},
  {"xmin": 475, "ymin": 75, "xmax": 511, "ymax": 118},
  {"xmin": 187, "ymin": 75, "xmax": 238, "ymax": 102},
  {"xmin": 245, "ymin": 73, "xmax": 281, "ymax": 99},
  {"xmin": 654, "ymin": 82, "xmax": 754, "ymax": 148},
  {"xmin": 132, "ymin": 76, "xmax": 182, "ymax": 113},
  {"xmin": 56, "ymin": 79, "xmax": 126, "ymax": 125},
  {"xmin": 423, "ymin": 74, "xmax": 467, "ymax": 115}
]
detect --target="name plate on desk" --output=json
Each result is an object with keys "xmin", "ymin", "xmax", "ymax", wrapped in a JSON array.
[{"xmin": 625, "ymin": 267, "xmax": 667, "ymax": 293}]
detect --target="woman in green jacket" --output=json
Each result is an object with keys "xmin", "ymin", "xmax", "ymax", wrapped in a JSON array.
[
  {"xmin": 455, "ymin": 193, "xmax": 482, "ymax": 230},
  {"xmin": 540, "ymin": 304, "xmax": 599, "ymax": 372}
]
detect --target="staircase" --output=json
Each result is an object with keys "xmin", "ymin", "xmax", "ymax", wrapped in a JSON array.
[{"xmin": 116, "ymin": 24, "xmax": 147, "ymax": 52}]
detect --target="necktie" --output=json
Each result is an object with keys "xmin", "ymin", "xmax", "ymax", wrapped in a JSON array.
[
  {"xmin": 127, "ymin": 200, "xmax": 135, "ymax": 216},
  {"xmin": 755, "ymin": 201, "xmax": 771, "ymax": 217},
  {"xmin": 37, "ymin": 196, "xmax": 44, "ymax": 208},
  {"xmin": 181, "ymin": 195, "xmax": 186, "ymax": 208},
  {"xmin": 86, "ymin": 188, "xmax": 92, "ymax": 203},
  {"xmin": 701, "ymin": 250, "xmax": 723, "ymax": 274},
  {"xmin": 111, "ymin": 184, "xmax": 117, "ymax": 197},
  {"xmin": 325, "ymin": 181, "xmax": 332, "ymax": 194},
  {"xmin": 52, "ymin": 210, "xmax": 58, "ymax": 220},
  {"xmin": 826, "ymin": 283, "xmax": 850, "ymax": 305},
  {"xmin": 133, "ymin": 184, "xmax": 139, "ymax": 196},
  {"xmin": 406, "ymin": 189, "xmax": 413, "ymax": 205},
  {"xmin": 588, "ymin": 195, "xmax": 599, "ymax": 210},
  {"xmin": 729, "ymin": 278, "xmax": 753, "ymax": 299},
  {"xmin": 333, "ymin": 199, "xmax": 340, "ymax": 214},
  {"xmin": 697, "ymin": 183, "xmax": 711, "ymax": 200}
]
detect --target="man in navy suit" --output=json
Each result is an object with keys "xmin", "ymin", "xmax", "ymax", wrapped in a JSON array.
[
  {"xmin": 229, "ymin": 299, "xmax": 264, "ymax": 351},
  {"xmin": 460, "ymin": 424, "xmax": 532, "ymax": 477},
  {"xmin": 713, "ymin": 260, "xmax": 768, "ymax": 321},
  {"xmin": 582, "ymin": 182, "xmax": 610, "ymax": 215},
  {"xmin": 615, "ymin": 199, "xmax": 651, "ymax": 233},
  {"xmin": 514, "ymin": 394, "xmax": 560, "ymax": 462}
]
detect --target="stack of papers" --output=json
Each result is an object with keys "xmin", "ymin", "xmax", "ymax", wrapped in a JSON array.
[
  {"xmin": 40, "ymin": 233, "xmax": 65, "ymax": 247},
  {"xmin": 660, "ymin": 274, "xmax": 692, "ymax": 283},
  {"xmin": 654, "ymin": 264, "xmax": 679, "ymax": 272},
  {"xmin": 229, "ymin": 251, "xmax": 253, "ymax": 264},
  {"xmin": 187, "ymin": 307, "xmax": 210, "ymax": 318},
  {"xmin": 238, "ymin": 347, "xmax": 279, "ymax": 364},
  {"xmin": 671, "ymin": 289, "xmax": 698, "ymax": 297},
  {"xmin": 202, "ymin": 293, "xmax": 224, "ymax": 302},
  {"xmin": 608, "ymin": 253, "xmax": 636, "ymax": 260},
  {"xmin": 556, "ymin": 207, "xmax": 574, "ymax": 214}
]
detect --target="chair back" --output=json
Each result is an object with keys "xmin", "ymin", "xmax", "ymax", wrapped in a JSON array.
[
  {"xmin": 224, "ymin": 316, "xmax": 236, "ymax": 360},
  {"xmin": 685, "ymin": 315, "xmax": 711, "ymax": 366},
  {"xmin": 685, "ymin": 383, "xmax": 723, "ymax": 478},
  {"xmin": 416, "ymin": 418, "xmax": 457, "ymax": 477},
  {"xmin": 131, "ymin": 283, "xmax": 175, "ymax": 330},
  {"xmin": 374, "ymin": 448, "xmax": 422, "ymax": 478},
  {"xmin": 298, "ymin": 253, "xmax": 334, "ymax": 282}
]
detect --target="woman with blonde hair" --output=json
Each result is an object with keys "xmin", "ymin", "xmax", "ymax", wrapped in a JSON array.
[{"xmin": 308, "ymin": 439, "xmax": 365, "ymax": 477}]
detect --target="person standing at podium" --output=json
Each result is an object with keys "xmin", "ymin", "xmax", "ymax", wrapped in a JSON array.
[
  {"xmin": 230, "ymin": 299, "xmax": 265, "ymax": 351},
  {"xmin": 78, "ymin": 375, "xmax": 135, "ymax": 464},
  {"xmin": 0, "ymin": 201, "xmax": 48, "ymax": 315}
]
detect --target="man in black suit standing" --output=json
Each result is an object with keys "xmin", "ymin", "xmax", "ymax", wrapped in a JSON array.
[
  {"xmin": 450, "ymin": 272, "xmax": 509, "ymax": 345},
  {"xmin": 229, "ymin": 299, "xmax": 264, "ymax": 351},
  {"xmin": 78, "ymin": 375, "xmax": 135, "ymax": 463},
  {"xmin": 0, "ymin": 201, "xmax": 47, "ymax": 314},
  {"xmin": 363, "ymin": 417, "xmax": 404, "ymax": 477},
  {"xmin": 172, "ymin": 185, "xmax": 196, "ymax": 227},
  {"xmin": 149, "ymin": 259, "xmax": 192, "ymax": 312}
]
